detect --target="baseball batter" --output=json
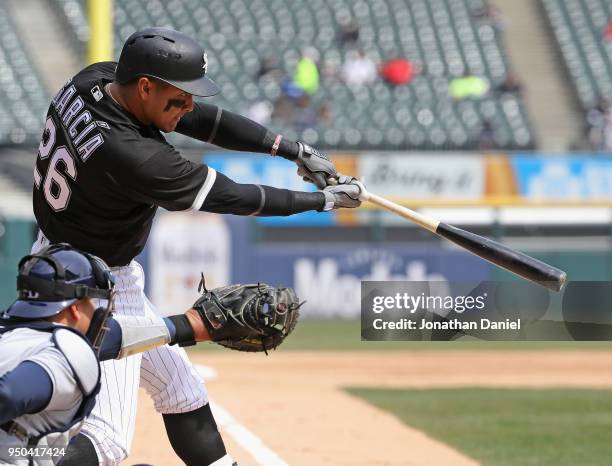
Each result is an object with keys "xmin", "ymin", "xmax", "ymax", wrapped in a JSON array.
[{"xmin": 32, "ymin": 26, "xmax": 361, "ymax": 465}]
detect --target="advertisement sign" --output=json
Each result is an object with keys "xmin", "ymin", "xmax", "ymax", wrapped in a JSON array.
[
  {"xmin": 147, "ymin": 213, "xmax": 492, "ymax": 318},
  {"xmin": 148, "ymin": 211, "xmax": 230, "ymax": 315},
  {"xmin": 359, "ymin": 153, "xmax": 485, "ymax": 199},
  {"xmin": 232, "ymin": 241, "xmax": 492, "ymax": 317},
  {"xmin": 512, "ymin": 154, "xmax": 612, "ymax": 198}
]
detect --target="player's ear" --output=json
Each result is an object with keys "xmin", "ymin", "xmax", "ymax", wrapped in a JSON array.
[
  {"xmin": 138, "ymin": 77, "xmax": 152, "ymax": 100},
  {"xmin": 52, "ymin": 304, "xmax": 79, "ymax": 326},
  {"xmin": 67, "ymin": 303, "xmax": 80, "ymax": 322}
]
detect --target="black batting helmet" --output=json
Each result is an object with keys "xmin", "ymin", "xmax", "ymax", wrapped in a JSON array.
[{"xmin": 115, "ymin": 27, "xmax": 220, "ymax": 97}]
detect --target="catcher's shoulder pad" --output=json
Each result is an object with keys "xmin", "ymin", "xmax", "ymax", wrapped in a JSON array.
[{"xmin": 52, "ymin": 328, "xmax": 100, "ymax": 396}]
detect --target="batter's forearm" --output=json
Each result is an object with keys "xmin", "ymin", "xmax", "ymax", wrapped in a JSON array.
[
  {"xmin": 254, "ymin": 187, "xmax": 326, "ymax": 216},
  {"xmin": 176, "ymin": 103, "xmax": 300, "ymax": 159},
  {"xmin": 208, "ymin": 108, "xmax": 299, "ymax": 158},
  {"xmin": 201, "ymin": 171, "xmax": 325, "ymax": 216}
]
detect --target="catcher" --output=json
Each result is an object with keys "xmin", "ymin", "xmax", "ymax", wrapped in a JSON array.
[{"xmin": 0, "ymin": 244, "xmax": 299, "ymax": 465}]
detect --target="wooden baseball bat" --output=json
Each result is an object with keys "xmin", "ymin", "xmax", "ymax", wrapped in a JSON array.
[{"xmin": 333, "ymin": 179, "xmax": 567, "ymax": 291}]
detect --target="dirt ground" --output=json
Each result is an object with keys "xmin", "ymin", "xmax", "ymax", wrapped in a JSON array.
[{"xmin": 128, "ymin": 350, "xmax": 612, "ymax": 466}]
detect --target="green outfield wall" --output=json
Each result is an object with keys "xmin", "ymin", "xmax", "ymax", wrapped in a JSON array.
[{"xmin": 0, "ymin": 218, "xmax": 36, "ymax": 308}]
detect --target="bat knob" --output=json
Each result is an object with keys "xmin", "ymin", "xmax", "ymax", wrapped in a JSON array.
[
  {"xmin": 352, "ymin": 179, "xmax": 369, "ymax": 201},
  {"xmin": 556, "ymin": 270, "xmax": 568, "ymax": 292}
]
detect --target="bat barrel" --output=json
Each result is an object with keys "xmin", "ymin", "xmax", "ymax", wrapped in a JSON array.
[
  {"xmin": 342, "ymin": 186, "xmax": 567, "ymax": 292},
  {"xmin": 436, "ymin": 223, "xmax": 567, "ymax": 291}
]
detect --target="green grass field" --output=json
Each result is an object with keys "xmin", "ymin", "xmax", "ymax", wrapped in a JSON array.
[
  {"xmin": 348, "ymin": 387, "xmax": 612, "ymax": 466},
  {"xmin": 188, "ymin": 318, "xmax": 612, "ymax": 464},
  {"xmin": 189, "ymin": 319, "xmax": 612, "ymax": 352}
]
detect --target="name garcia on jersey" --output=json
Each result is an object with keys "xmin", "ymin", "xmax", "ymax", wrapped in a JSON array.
[{"xmin": 34, "ymin": 81, "xmax": 106, "ymax": 211}]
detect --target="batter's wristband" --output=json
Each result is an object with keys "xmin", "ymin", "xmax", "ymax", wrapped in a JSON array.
[
  {"xmin": 167, "ymin": 315, "xmax": 196, "ymax": 347},
  {"xmin": 265, "ymin": 130, "xmax": 299, "ymax": 160},
  {"xmin": 270, "ymin": 134, "xmax": 282, "ymax": 156}
]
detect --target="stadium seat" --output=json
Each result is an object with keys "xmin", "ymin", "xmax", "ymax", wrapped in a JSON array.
[
  {"xmin": 0, "ymin": 3, "xmax": 49, "ymax": 146},
  {"xmin": 542, "ymin": 0, "xmax": 612, "ymax": 111},
  {"xmin": 48, "ymin": 0, "xmax": 535, "ymax": 150}
]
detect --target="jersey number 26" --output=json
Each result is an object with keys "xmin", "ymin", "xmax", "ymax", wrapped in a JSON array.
[{"xmin": 34, "ymin": 117, "xmax": 77, "ymax": 211}]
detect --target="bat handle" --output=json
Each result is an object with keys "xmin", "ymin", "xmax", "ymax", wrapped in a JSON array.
[
  {"xmin": 367, "ymin": 192, "xmax": 439, "ymax": 232},
  {"xmin": 328, "ymin": 177, "xmax": 434, "ymax": 230}
]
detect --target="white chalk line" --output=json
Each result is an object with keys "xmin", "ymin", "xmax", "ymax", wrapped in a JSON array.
[{"xmin": 195, "ymin": 364, "xmax": 289, "ymax": 466}]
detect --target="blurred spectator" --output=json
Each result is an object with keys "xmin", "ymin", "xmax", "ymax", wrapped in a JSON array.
[
  {"xmin": 280, "ymin": 80, "xmax": 305, "ymax": 100},
  {"xmin": 337, "ymin": 18, "xmax": 360, "ymax": 47},
  {"xmin": 596, "ymin": 115, "xmax": 612, "ymax": 151},
  {"xmin": 496, "ymin": 73, "xmax": 523, "ymax": 97},
  {"xmin": 318, "ymin": 103, "xmax": 332, "ymax": 126},
  {"xmin": 472, "ymin": 5, "xmax": 507, "ymax": 31},
  {"xmin": 476, "ymin": 121, "xmax": 496, "ymax": 150},
  {"xmin": 293, "ymin": 49, "xmax": 320, "ymax": 95},
  {"xmin": 379, "ymin": 58, "xmax": 421, "ymax": 85},
  {"xmin": 246, "ymin": 101, "xmax": 273, "ymax": 125},
  {"xmin": 586, "ymin": 97, "xmax": 612, "ymax": 151},
  {"xmin": 449, "ymin": 74, "xmax": 489, "ymax": 99},
  {"xmin": 272, "ymin": 81, "xmax": 304, "ymax": 122},
  {"xmin": 292, "ymin": 94, "xmax": 319, "ymax": 132},
  {"xmin": 320, "ymin": 57, "xmax": 340, "ymax": 81},
  {"xmin": 257, "ymin": 55, "xmax": 282, "ymax": 81},
  {"xmin": 341, "ymin": 49, "xmax": 377, "ymax": 86},
  {"xmin": 272, "ymin": 94, "xmax": 295, "ymax": 122},
  {"xmin": 604, "ymin": 21, "xmax": 612, "ymax": 41},
  {"xmin": 270, "ymin": 84, "xmax": 328, "ymax": 133}
]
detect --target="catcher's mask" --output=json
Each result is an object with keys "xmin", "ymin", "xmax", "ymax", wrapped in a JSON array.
[{"xmin": 3, "ymin": 243, "xmax": 115, "ymax": 354}]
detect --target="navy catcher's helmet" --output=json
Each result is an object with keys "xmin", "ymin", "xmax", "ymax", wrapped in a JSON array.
[
  {"xmin": 5, "ymin": 243, "xmax": 114, "ymax": 319},
  {"xmin": 115, "ymin": 27, "xmax": 220, "ymax": 97}
]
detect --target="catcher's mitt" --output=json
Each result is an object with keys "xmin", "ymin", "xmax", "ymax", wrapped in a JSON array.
[{"xmin": 192, "ymin": 277, "xmax": 301, "ymax": 353}]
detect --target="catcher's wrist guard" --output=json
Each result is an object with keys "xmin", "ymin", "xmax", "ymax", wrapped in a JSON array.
[
  {"xmin": 167, "ymin": 314, "xmax": 196, "ymax": 347},
  {"xmin": 192, "ymin": 277, "xmax": 301, "ymax": 353}
]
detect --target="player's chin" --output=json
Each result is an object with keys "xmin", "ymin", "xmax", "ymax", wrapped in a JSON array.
[{"xmin": 161, "ymin": 121, "xmax": 179, "ymax": 133}]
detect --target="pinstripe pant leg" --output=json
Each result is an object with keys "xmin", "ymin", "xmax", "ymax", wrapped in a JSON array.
[
  {"xmin": 140, "ymin": 294, "xmax": 208, "ymax": 414},
  {"xmin": 79, "ymin": 261, "xmax": 147, "ymax": 465},
  {"xmin": 80, "ymin": 355, "xmax": 142, "ymax": 465}
]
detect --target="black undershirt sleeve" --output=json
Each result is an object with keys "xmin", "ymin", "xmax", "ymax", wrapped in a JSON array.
[
  {"xmin": 175, "ymin": 103, "xmax": 300, "ymax": 160},
  {"xmin": 202, "ymin": 171, "xmax": 325, "ymax": 216}
]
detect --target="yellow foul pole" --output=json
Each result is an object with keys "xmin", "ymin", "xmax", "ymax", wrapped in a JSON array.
[{"xmin": 87, "ymin": 0, "xmax": 113, "ymax": 64}]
